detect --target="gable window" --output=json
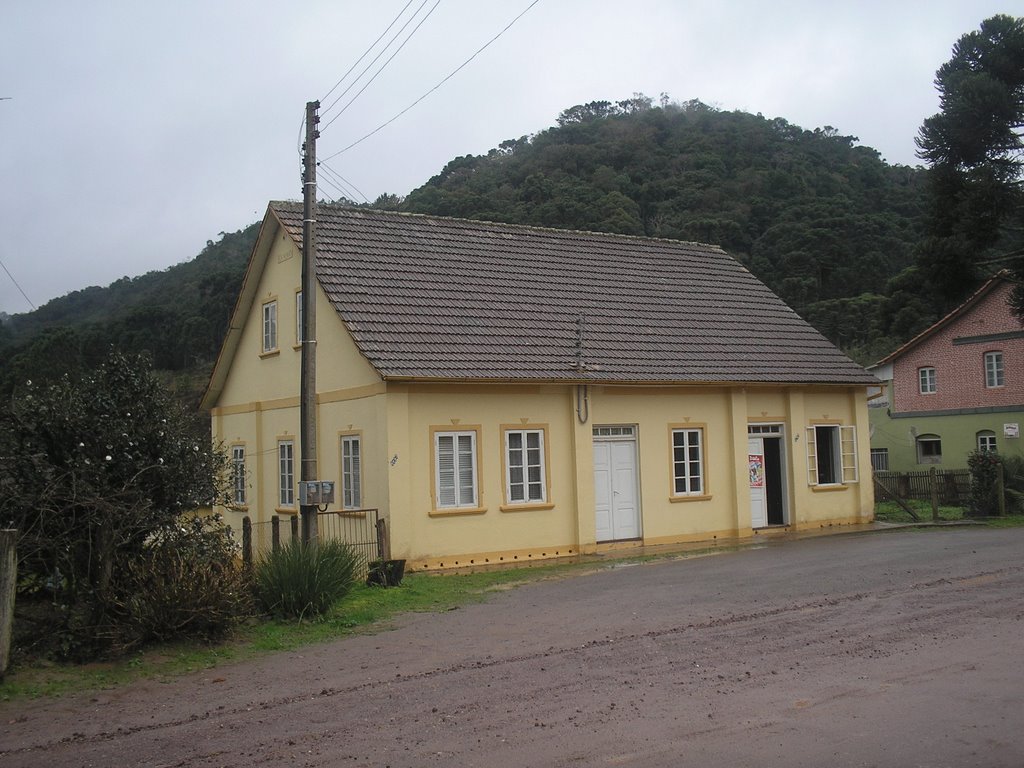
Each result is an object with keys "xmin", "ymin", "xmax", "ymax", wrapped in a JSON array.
[
  {"xmin": 505, "ymin": 428, "xmax": 546, "ymax": 504},
  {"xmin": 806, "ymin": 425, "xmax": 858, "ymax": 486},
  {"xmin": 435, "ymin": 430, "xmax": 479, "ymax": 509},
  {"xmin": 278, "ymin": 440, "xmax": 295, "ymax": 507},
  {"xmin": 918, "ymin": 367, "xmax": 937, "ymax": 394},
  {"xmin": 262, "ymin": 300, "xmax": 278, "ymax": 353},
  {"xmin": 340, "ymin": 434, "xmax": 361, "ymax": 509},
  {"xmin": 295, "ymin": 291, "xmax": 303, "ymax": 346},
  {"xmin": 985, "ymin": 351, "xmax": 1004, "ymax": 388},
  {"xmin": 977, "ymin": 430, "xmax": 997, "ymax": 453},
  {"xmin": 671, "ymin": 427, "xmax": 704, "ymax": 496},
  {"xmin": 916, "ymin": 434, "xmax": 942, "ymax": 465},
  {"xmin": 231, "ymin": 445, "xmax": 247, "ymax": 506}
]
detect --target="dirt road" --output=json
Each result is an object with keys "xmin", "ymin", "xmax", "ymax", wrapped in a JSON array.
[{"xmin": 2, "ymin": 527, "xmax": 1022, "ymax": 767}]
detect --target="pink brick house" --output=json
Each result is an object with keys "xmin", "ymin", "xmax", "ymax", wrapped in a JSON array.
[{"xmin": 868, "ymin": 273, "xmax": 1024, "ymax": 472}]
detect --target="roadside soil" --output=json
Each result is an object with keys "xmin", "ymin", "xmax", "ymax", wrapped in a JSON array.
[{"xmin": 2, "ymin": 527, "xmax": 1022, "ymax": 767}]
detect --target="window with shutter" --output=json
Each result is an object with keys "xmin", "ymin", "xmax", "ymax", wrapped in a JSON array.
[
  {"xmin": 434, "ymin": 430, "xmax": 479, "ymax": 509},
  {"xmin": 341, "ymin": 434, "xmax": 361, "ymax": 509}
]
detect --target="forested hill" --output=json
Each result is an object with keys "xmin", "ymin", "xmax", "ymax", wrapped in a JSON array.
[
  {"xmin": 402, "ymin": 98, "xmax": 931, "ymax": 359},
  {"xmin": 0, "ymin": 224, "xmax": 259, "ymax": 399},
  {"xmin": 1, "ymin": 97, "xmax": 937, "ymax": 402}
]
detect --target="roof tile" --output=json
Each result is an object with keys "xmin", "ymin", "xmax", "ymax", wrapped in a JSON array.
[{"xmin": 271, "ymin": 202, "xmax": 875, "ymax": 385}]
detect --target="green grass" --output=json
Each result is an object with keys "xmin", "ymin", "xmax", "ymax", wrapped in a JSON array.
[
  {"xmin": 874, "ymin": 499, "xmax": 1024, "ymax": 526},
  {"xmin": 0, "ymin": 561, "xmax": 578, "ymax": 701},
  {"xmin": 874, "ymin": 499, "xmax": 966, "ymax": 523}
]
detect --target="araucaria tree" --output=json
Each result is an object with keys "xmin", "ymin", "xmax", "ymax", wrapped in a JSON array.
[
  {"xmin": 915, "ymin": 14, "xmax": 1024, "ymax": 313},
  {"xmin": 0, "ymin": 351, "xmax": 240, "ymax": 658}
]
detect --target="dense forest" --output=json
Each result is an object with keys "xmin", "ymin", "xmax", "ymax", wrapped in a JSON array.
[
  {"xmin": 0, "ymin": 97, "xmax": 968, "ymax": 404},
  {"xmin": 403, "ymin": 97, "xmax": 934, "ymax": 358},
  {"xmin": 0, "ymin": 224, "xmax": 258, "ymax": 402}
]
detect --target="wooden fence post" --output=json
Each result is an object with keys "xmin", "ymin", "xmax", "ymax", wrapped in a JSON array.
[
  {"xmin": 271, "ymin": 514, "xmax": 280, "ymax": 552},
  {"xmin": 242, "ymin": 516, "xmax": 252, "ymax": 570},
  {"xmin": 290, "ymin": 515, "xmax": 299, "ymax": 543},
  {"xmin": 376, "ymin": 516, "xmax": 390, "ymax": 561},
  {"xmin": 929, "ymin": 467, "xmax": 940, "ymax": 522},
  {"xmin": 0, "ymin": 530, "xmax": 16, "ymax": 680}
]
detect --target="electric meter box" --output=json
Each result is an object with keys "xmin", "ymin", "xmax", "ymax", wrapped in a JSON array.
[{"xmin": 298, "ymin": 480, "xmax": 336, "ymax": 506}]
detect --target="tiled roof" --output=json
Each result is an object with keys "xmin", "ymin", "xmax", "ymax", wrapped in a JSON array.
[{"xmin": 271, "ymin": 202, "xmax": 875, "ymax": 385}]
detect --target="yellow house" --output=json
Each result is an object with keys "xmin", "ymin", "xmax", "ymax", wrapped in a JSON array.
[{"xmin": 202, "ymin": 203, "xmax": 876, "ymax": 571}]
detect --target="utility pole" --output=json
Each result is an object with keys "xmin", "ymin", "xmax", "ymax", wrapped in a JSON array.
[{"xmin": 300, "ymin": 100, "xmax": 320, "ymax": 544}]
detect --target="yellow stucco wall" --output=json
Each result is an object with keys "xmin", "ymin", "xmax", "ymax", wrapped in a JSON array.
[{"xmin": 210, "ymin": 221, "xmax": 874, "ymax": 570}]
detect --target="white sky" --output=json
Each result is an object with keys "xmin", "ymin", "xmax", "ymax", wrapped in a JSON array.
[{"xmin": 0, "ymin": 1, "xmax": 1014, "ymax": 315}]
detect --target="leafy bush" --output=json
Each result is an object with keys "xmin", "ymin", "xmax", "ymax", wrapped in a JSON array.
[
  {"xmin": 1001, "ymin": 454, "xmax": 1024, "ymax": 514},
  {"xmin": 111, "ymin": 515, "xmax": 252, "ymax": 652},
  {"xmin": 967, "ymin": 450, "xmax": 1003, "ymax": 517},
  {"xmin": 0, "ymin": 351, "xmax": 233, "ymax": 660},
  {"xmin": 253, "ymin": 540, "xmax": 360, "ymax": 620}
]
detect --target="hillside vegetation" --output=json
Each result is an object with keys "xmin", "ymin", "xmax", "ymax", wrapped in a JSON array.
[
  {"xmin": 403, "ymin": 97, "xmax": 933, "ymax": 359},
  {"xmin": 1, "ymin": 98, "xmax": 944, "ymax": 402}
]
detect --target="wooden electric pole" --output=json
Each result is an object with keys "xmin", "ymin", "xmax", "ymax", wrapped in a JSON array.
[{"xmin": 300, "ymin": 100, "xmax": 320, "ymax": 544}]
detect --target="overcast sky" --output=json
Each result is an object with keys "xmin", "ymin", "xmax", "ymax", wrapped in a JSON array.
[{"xmin": 0, "ymin": 1, "xmax": 1012, "ymax": 315}]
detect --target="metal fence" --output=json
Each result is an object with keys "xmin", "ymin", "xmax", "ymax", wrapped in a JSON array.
[{"xmin": 242, "ymin": 509, "xmax": 385, "ymax": 577}]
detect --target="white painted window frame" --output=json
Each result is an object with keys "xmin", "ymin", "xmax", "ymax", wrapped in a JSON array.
[
  {"xmin": 278, "ymin": 440, "xmax": 294, "ymax": 507},
  {"xmin": 262, "ymin": 300, "xmax": 278, "ymax": 353},
  {"xmin": 231, "ymin": 445, "xmax": 246, "ymax": 505},
  {"xmin": 435, "ymin": 431, "xmax": 478, "ymax": 509},
  {"xmin": 918, "ymin": 366, "xmax": 936, "ymax": 394},
  {"xmin": 341, "ymin": 434, "xmax": 361, "ymax": 510},
  {"xmin": 505, "ymin": 429, "xmax": 546, "ymax": 504},
  {"xmin": 984, "ymin": 351, "xmax": 1004, "ymax": 388},
  {"xmin": 671, "ymin": 427, "xmax": 704, "ymax": 496},
  {"xmin": 806, "ymin": 425, "xmax": 858, "ymax": 485}
]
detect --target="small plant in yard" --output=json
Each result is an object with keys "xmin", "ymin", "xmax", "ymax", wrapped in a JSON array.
[
  {"xmin": 253, "ymin": 540, "xmax": 360, "ymax": 620},
  {"xmin": 111, "ymin": 515, "xmax": 252, "ymax": 652}
]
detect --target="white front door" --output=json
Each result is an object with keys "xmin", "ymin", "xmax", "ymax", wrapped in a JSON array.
[
  {"xmin": 594, "ymin": 436, "xmax": 640, "ymax": 542},
  {"xmin": 748, "ymin": 436, "xmax": 768, "ymax": 528}
]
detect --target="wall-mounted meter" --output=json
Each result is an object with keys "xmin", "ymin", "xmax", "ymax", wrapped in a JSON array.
[{"xmin": 298, "ymin": 480, "xmax": 336, "ymax": 505}]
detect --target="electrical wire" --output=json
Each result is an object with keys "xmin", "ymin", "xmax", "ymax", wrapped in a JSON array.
[
  {"xmin": 319, "ymin": 162, "xmax": 371, "ymax": 204},
  {"xmin": 298, "ymin": 0, "xmax": 419, "ymax": 159},
  {"xmin": 320, "ymin": 0, "xmax": 418, "ymax": 108},
  {"xmin": 0, "ymin": 257, "xmax": 36, "ymax": 310},
  {"xmin": 320, "ymin": 0, "xmax": 441, "ymax": 132},
  {"xmin": 320, "ymin": 0, "xmax": 541, "ymax": 164}
]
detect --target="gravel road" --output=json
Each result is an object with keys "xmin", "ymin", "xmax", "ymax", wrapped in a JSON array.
[{"xmin": 2, "ymin": 527, "xmax": 1022, "ymax": 767}]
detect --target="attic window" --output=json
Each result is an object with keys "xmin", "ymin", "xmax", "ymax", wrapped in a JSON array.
[{"xmin": 262, "ymin": 300, "xmax": 278, "ymax": 353}]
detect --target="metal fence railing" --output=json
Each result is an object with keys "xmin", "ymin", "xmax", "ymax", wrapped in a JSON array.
[{"xmin": 242, "ymin": 509, "xmax": 385, "ymax": 577}]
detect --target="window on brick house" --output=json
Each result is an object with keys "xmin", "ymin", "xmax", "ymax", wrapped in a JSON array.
[
  {"xmin": 985, "ymin": 352, "xmax": 1004, "ymax": 388},
  {"xmin": 918, "ymin": 367, "xmax": 937, "ymax": 394}
]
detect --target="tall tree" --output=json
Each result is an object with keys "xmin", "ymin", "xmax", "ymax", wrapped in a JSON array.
[{"xmin": 915, "ymin": 14, "xmax": 1024, "ymax": 313}]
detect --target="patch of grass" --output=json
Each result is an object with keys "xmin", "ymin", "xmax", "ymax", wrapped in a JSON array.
[
  {"xmin": 981, "ymin": 514, "xmax": 1024, "ymax": 528},
  {"xmin": 0, "ymin": 562, "xmax": 575, "ymax": 701},
  {"xmin": 874, "ymin": 499, "xmax": 965, "ymax": 523}
]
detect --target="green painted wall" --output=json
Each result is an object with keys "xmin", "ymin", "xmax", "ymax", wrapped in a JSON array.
[{"xmin": 869, "ymin": 406, "xmax": 1024, "ymax": 472}]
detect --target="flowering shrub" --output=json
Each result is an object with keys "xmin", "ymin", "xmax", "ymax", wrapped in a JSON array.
[{"xmin": 0, "ymin": 351, "xmax": 236, "ymax": 659}]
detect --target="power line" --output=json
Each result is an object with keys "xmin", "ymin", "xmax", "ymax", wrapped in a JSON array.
[
  {"xmin": 319, "ymin": 162, "xmax": 371, "ymax": 204},
  {"xmin": 298, "ymin": 2, "xmax": 419, "ymax": 159},
  {"xmin": 320, "ymin": 0, "xmax": 441, "ymax": 132},
  {"xmin": 0, "ymin": 258, "xmax": 36, "ymax": 310},
  {"xmin": 319, "ymin": 0, "xmax": 420, "ymax": 115},
  {"xmin": 320, "ymin": 0, "xmax": 542, "ymax": 164}
]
